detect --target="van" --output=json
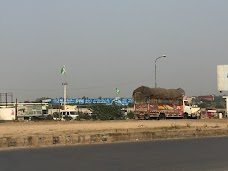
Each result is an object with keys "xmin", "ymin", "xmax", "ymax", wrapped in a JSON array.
[{"xmin": 53, "ymin": 110, "xmax": 79, "ymax": 120}]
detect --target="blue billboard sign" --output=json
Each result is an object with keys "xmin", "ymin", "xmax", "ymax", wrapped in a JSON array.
[{"xmin": 50, "ymin": 98, "xmax": 133, "ymax": 106}]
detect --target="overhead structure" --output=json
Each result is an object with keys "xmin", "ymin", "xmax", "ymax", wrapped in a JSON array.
[
  {"xmin": 217, "ymin": 65, "xmax": 228, "ymax": 92},
  {"xmin": 217, "ymin": 65, "xmax": 228, "ymax": 117}
]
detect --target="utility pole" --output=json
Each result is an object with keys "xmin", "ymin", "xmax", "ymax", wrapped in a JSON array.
[
  {"xmin": 5, "ymin": 92, "xmax": 7, "ymax": 108},
  {"xmin": 15, "ymin": 98, "xmax": 18, "ymax": 120},
  {"xmin": 61, "ymin": 66, "xmax": 67, "ymax": 110},
  {"xmin": 62, "ymin": 82, "xmax": 68, "ymax": 110}
]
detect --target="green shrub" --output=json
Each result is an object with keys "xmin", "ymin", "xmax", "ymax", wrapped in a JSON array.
[
  {"xmin": 90, "ymin": 104, "xmax": 123, "ymax": 120},
  {"xmin": 127, "ymin": 111, "xmax": 134, "ymax": 119}
]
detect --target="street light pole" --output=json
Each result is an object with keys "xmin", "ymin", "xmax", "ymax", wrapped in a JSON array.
[{"xmin": 155, "ymin": 55, "xmax": 166, "ymax": 88}]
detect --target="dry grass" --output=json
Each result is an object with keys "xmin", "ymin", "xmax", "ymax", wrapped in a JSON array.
[{"xmin": 0, "ymin": 119, "xmax": 228, "ymax": 137}]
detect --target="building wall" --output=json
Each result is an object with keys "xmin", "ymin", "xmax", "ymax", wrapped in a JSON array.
[{"xmin": 0, "ymin": 108, "xmax": 15, "ymax": 120}]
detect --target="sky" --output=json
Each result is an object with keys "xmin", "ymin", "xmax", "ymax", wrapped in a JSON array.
[{"xmin": 0, "ymin": 0, "xmax": 228, "ymax": 101}]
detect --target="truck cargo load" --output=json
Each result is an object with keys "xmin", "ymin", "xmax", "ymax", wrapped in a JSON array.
[{"xmin": 133, "ymin": 86, "xmax": 185, "ymax": 100}]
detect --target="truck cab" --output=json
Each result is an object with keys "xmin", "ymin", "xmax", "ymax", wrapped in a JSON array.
[
  {"xmin": 183, "ymin": 100, "xmax": 192, "ymax": 118},
  {"xmin": 183, "ymin": 100, "xmax": 200, "ymax": 119}
]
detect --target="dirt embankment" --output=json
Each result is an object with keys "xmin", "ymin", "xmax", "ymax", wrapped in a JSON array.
[{"xmin": 0, "ymin": 119, "xmax": 228, "ymax": 150}]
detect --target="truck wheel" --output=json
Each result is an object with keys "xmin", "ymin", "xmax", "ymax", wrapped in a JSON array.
[
  {"xmin": 134, "ymin": 115, "xmax": 139, "ymax": 120},
  {"xmin": 159, "ymin": 113, "xmax": 166, "ymax": 120},
  {"xmin": 144, "ymin": 114, "xmax": 150, "ymax": 120},
  {"xmin": 184, "ymin": 113, "xmax": 188, "ymax": 119}
]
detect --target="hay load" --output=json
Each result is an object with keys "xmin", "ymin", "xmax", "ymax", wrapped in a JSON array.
[{"xmin": 133, "ymin": 86, "xmax": 185, "ymax": 100}]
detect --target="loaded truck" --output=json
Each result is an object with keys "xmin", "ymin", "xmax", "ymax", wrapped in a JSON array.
[{"xmin": 133, "ymin": 86, "xmax": 199, "ymax": 120}]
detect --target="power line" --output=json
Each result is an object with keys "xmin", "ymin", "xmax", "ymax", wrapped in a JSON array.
[
  {"xmin": 0, "ymin": 88, "xmax": 60, "ymax": 92},
  {"xmin": 0, "ymin": 80, "xmax": 151, "ymax": 92},
  {"xmin": 68, "ymin": 80, "xmax": 151, "ymax": 91}
]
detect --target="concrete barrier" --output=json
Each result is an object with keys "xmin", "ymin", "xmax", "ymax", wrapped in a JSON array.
[{"xmin": 1, "ymin": 128, "xmax": 228, "ymax": 150}]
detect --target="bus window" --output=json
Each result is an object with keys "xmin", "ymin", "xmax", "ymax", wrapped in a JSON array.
[
  {"xmin": 70, "ymin": 111, "xmax": 78, "ymax": 115},
  {"xmin": 62, "ymin": 112, "xmax": 67, "ymax": 116}
]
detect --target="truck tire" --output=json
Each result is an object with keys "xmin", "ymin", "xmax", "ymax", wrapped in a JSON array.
[
  {"xmin": 159, "ymin": 113, "xmax": 166, "ymax": 120},
  {"xmin": 144, "ymin": 114, "xmax": 150, "ymax": 120},
  {"xmin": 134, "ymin": 115, "xmax": 139, "ymax": 120},
  {"xmin": 183, "ymin": 113, "xmax": 188, "ymax": 119}
]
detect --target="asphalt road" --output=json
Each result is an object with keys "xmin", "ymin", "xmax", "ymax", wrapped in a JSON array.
[{"xmin": 1, "ymin": 137, "xmax": 228, "ymax": 171}]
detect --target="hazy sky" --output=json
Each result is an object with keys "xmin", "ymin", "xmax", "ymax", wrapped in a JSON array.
[{"xmin": 1, "ymin": 0, "xmax": 228, "ymax": 101}]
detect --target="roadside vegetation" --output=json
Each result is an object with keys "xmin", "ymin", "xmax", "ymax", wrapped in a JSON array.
[{"xmin": 89, "ymin": 104, "xmax": 124, "ymax": 120}]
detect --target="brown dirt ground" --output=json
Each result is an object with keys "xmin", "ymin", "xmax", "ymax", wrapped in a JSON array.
[{"xmin": 1, "ymin": 119, "xmax": 228, "ymax": 137}]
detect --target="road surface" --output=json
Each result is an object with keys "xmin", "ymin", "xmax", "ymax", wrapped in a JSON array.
[{"xmin": 0, "ymin": 137, "xmax": 228, "ymax": 171}]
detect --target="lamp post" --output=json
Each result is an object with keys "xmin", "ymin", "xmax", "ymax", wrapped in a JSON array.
[{"xmin": 155, "ymin": 55, "xmax": 166, "ymax": 88}]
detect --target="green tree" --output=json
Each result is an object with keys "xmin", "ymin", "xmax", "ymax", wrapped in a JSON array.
[
  {"xmin": 127, "ymin": 102, "xmax": 134, "ymax": 108},
  {"xmin": 127, "ymin": 111, "xmax": 134, "ymax": 119},
  {"xmin": 47, "ymin": 104, "xmax": 61, "ymax": 109},
  {"xmin": 90, "ymin": 104, "xmax": 123, "ymax": 120},
  {"xmin": 215, "ymin": 103, "xmax": 225, "ymax": 109},
  {"xmin": 35, "ymin": 97, "xmax": 50, "ymax": 103},
  {"xmin": 198, "ymin": 103, "xmax": 207, "ymax": 108},
  {"xmin": 24, "ymin": 100, "xmax": 31, "ymax": 103}
]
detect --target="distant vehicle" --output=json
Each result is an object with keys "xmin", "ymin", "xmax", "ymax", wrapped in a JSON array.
[
  {"xmin": 53, "ymin": 110, "xmax": 79, "ymax": 121},
  {"xmin": 121, "ymin": 108, "xmax": 128, "ymax": 119},
  {"xmin": 200, "ymin": 108, "xmax": 222, "ymax": 119},
  {"xmin": 84, "ymin": 111, "xmax": 93, "ymax": 116},
  {"xmin": 132, "ymin": 86, "xmax": 200, "ymax": 120}
]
